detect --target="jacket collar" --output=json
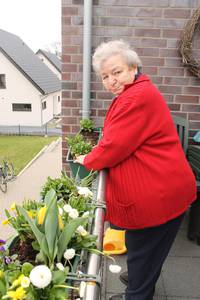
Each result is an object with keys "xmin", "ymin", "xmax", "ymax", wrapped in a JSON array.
[{"xmin": 123, "ymin": 74, "xmax": 150, "ymax": 92}]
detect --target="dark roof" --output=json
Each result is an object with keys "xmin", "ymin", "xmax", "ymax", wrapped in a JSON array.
[
  {"xmin": 0, "ymin": 29, "xmax": 61, "ymax": 94},
  {"xmin": 36, "ymin": 49, "xmax": 61, "ymax": 72}
]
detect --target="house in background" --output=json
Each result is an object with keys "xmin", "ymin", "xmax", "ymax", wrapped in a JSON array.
[
  {"xmin": 36, "ymin": 49, "xmax": 61, "ymax": 80},
  {"xmin": 0, "ymin": 29, "xmax": 61, "ymax": 127}
]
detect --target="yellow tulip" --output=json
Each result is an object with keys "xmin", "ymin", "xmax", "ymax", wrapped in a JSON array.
[
  {"xmin": 58, "ymin": 214, "xmax": 64, "ymax": 230},
  {"xmin": 2, "ymin": 219, "xmax": 9, "ymax": 225},
  {"xmin": 37, "ymin": 206, "xmax": 47, "ymax": 225}
]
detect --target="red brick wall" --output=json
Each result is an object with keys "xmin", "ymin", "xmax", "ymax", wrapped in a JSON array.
[{"xmin": 62, "ymin": 0, "xmax": 200, "ymax": 169}]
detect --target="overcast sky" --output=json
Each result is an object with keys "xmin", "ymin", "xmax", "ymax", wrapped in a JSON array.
[{"xmin": 0, "ymin": 0, "xmax": 61, "ymax": 52}]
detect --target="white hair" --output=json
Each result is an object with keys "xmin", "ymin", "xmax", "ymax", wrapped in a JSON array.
[{"xmin": 92, "ymin": 40, "xmax": 142, "ymax": 75}]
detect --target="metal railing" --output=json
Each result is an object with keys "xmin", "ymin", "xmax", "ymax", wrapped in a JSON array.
[{"xmin": 83, "ymin": 170, "xmax": 107, "ymax": 300}]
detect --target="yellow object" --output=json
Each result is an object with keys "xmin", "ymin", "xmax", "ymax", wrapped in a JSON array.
[
  {"xmin": 103, "ymin": 228, "xmax": 127, "ymax": 255},
  {"xmin": 2, "ymin": 219, "xmax": 9, "ymax": 225},
  {"xmin": 37, "ymin": 206, "xmax": 47, "ymax": 225},
  {"xmin": 58, "ymin": 214, "xmax": 64, "ymax": 230}
]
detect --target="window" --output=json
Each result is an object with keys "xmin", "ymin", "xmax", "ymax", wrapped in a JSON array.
[
  {"xmin": 0, "ymin": 74, "xmax": 6, "ymax": 89},
  {"xmin": 12, "ymin": 103, "xmax": 32, "ymax": 112},
  {"xmin": 58, "ymin": 96, "xmax": 60, "ymax": 102},
  {"xmin": 42, "ymin": 101, "xmax": 47, "ymax": 110}
]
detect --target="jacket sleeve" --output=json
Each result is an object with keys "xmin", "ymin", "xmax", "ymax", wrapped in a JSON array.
[{"xmin": 83, "ymin": 92, "xmax": 155, "ymax": 171}]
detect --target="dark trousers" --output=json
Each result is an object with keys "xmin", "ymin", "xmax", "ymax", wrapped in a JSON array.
[{"xmin": 125, "ymin": 213, "xmax": 185, "ymax": 300}]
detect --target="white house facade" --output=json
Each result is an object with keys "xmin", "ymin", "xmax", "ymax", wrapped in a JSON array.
[{"xmin": 0, "ymin": 29, "xmax": 61, "ymax": 127}]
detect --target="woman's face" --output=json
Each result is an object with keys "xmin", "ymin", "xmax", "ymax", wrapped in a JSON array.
[{"xmin": 100, "ymin": 54, "xmax": 136, "ymax": 95}]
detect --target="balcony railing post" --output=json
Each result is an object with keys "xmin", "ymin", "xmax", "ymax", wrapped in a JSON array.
[{"xmin": 83, "ymin": 170, "xmax": 107, "ymax": 300}]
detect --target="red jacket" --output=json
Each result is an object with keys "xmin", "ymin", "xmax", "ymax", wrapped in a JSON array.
[{"xmin": 84, "ymin": 75, "xmax": 196, "ymax": 229}]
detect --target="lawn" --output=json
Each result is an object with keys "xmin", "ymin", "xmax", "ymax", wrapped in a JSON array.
[{"xmin": 0, "ymin": 136, "xmax": 58, "ymax": 175}]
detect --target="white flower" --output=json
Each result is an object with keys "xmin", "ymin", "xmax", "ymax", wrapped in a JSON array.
[
  {"xmin": 21, "ymin": 276, "xmax": 30, "ymax": 288},
  {"xmin": 63, "ymin": 204, "xmax": 73, "ymax": 213},
  {"xmin": 79, "ymin": 281, "xmax": 87, "ymax": 298},
  {"xmin": 56, "ymin": 262, "xmax": 65, "ymax": 271},
  {"xmin": 82, "ymin": 211, "xmax": 89, "ymax": 218},
  {"xmin": 64, "ymin": 248, "xmax": 76, "ymax": 260},
  {"xmin": 76, "ymin": 225, "xmax": 88, "ymax": 236},
  {"xmin": 77, "ymin": 186, "xmax": 93, "ymax": 198},
  {"xmin": 109, "ymin": 264, "xmax": 122, "ymax": 274},
  {"xmin": 59, "ymin": 207, "xmax": 63, "ymax": 215},
  {"xmin": 30, "ymin": 265, "xmax": 52, "ymax": 288},
  {"xmin": 69, "ymin": 208, "xmax": 79, "ymax": 219}
]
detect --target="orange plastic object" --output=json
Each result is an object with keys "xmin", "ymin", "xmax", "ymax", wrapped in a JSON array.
[{"xmin": 103, "ymin": 228, "xmax": 127, "ymax": 255}]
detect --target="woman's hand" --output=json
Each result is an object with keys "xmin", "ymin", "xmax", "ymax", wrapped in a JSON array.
[{"xmin": 74, "ymin": 155, "xmax": 86, "ymax": 165}]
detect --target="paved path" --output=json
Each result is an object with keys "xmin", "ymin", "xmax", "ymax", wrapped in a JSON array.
[{"xmin": 0, "ymin": 138, "xmax": 62, "ymax": 240}]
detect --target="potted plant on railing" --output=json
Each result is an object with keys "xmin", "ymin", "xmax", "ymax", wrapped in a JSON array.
[
  {"xmin": 0, "ymin": 173, "xmax": 99, "ymax": 300},
  {"xmin": 66, "ymin": 119, "xmax": 101, "ymax": 179}
]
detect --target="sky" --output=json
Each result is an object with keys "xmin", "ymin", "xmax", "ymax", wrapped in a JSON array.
[{"xmin": 0, "ymin": 0, "xmax": 61, "ymax": 53}]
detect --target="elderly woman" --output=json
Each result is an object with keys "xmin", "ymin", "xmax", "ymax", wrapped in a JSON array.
[{"xmin": 75, "ymin": 40, "xmax": 196, "ymax": 300}]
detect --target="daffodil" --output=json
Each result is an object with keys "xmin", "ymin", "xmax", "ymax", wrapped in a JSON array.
[
  {"xmin": 2, "ymin": 219, "xmax": 9, "ymax": 225},
  {"xmin": 3, "ymin": 286, "xmax": 26, "ymax": 300},
  {"xmin": 37, "ymin": 206, "xmax": 47, "ymax": 225},
  {"xmin": 10, "ymin": 202, "xmax": 16, "ymax": 211},
  {"xmin": 10, "ymin": 274, "xmax": 24, "ymax": 289}
]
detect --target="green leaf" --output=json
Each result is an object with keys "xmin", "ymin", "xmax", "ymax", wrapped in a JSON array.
[
  {"xmin": 52, "ymin": 270, "xmax": 66, "ymax": 285},
  {"xmin": 0, "ymin": 280, "xmax": 6, "ymax": 296},
  {"xmin": 4, "ymin": 209, "xmax": 11, "ymax": 219},
  {"xmin": 44, "ymin": 188, "xmax": 56, "ymax": 206},
  {"xmin": 44, "ymin": 190, "xmax": 58, "ymax": 263},
  {"xmin": 22, "ymin": 262, "xmax": 33, "ymax": 276},
  {"xmin": 41, "ymin": 235, "xmax": 50, "ymax": 265},
  {"xmin": 57, "ymin": 217, "xmax": 85, "ymax": 261}
]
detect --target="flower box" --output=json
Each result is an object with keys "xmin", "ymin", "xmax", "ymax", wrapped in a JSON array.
[{"xmin": 66, "ymin": 127, "xmax": 102, "ymax": 179}]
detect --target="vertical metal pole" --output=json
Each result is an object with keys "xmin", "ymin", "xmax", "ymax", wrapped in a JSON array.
[
  {"xmin": 82, "ymin": 0, "xmax": 92, "ymax": 119},
  {"xmin": 84, "ymin": 170, "xmax": 107, "ymax": 300}
]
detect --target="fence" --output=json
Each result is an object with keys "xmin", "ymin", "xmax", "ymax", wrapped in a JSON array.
[{"xmin": 0, "ymin": 124, "xmax": 61, "ymax": 136}]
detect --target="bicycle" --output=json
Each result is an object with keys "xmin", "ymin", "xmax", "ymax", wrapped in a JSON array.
[{"xmin": 0, "ymin": 159, "xmax": 15, "ymax": 193}]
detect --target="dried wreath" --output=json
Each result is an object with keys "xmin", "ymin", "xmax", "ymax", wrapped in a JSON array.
[{"xmin": 179, "ymin": 7, "xmax": 200, "ymax": 78}]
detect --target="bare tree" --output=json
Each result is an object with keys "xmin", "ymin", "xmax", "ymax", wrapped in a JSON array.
[{"xmin": 44, "ymin": 41, "xmax": 61, "ymax": 58}]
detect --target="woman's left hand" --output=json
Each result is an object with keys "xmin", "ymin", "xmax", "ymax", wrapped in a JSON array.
[{"xmin": 74, "ymin": 155, "xmax": 86, "ymax": 165}]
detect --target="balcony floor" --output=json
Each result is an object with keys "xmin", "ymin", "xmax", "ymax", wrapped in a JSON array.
[{"xmin": 102, "ymin": 214, "xmax": 200, "ymax": 299}]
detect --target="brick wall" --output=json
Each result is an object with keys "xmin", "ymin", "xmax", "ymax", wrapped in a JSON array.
[{"xmin": 62, "ymin": 0, "xmax": 200, "ymax": 169}]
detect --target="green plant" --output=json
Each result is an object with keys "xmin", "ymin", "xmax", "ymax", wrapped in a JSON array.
[
  {"xmin": 41, "ymin": 171, "xmax": 95, "ymax": 202},
  {"xmin": 2, "ymin": 200, "xmax": 42, "ymax": 242},
  {"xmin": 41, "ymin": 171, "xmax": 77, "ymax": 201},
  {"xmin": 17, "ymin": 189, "xmax": 86, "ymax": 268},
  {"xmin": 66, "ymin": 134, "xmax": 92, "ymax": 157},
  {"xmin": 80, "ymin": 119, "xmax": 94, "ymax": 132},
  {"xmin": 0, "ymin": 257, "xmax": 84, "ymax": 300}
]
